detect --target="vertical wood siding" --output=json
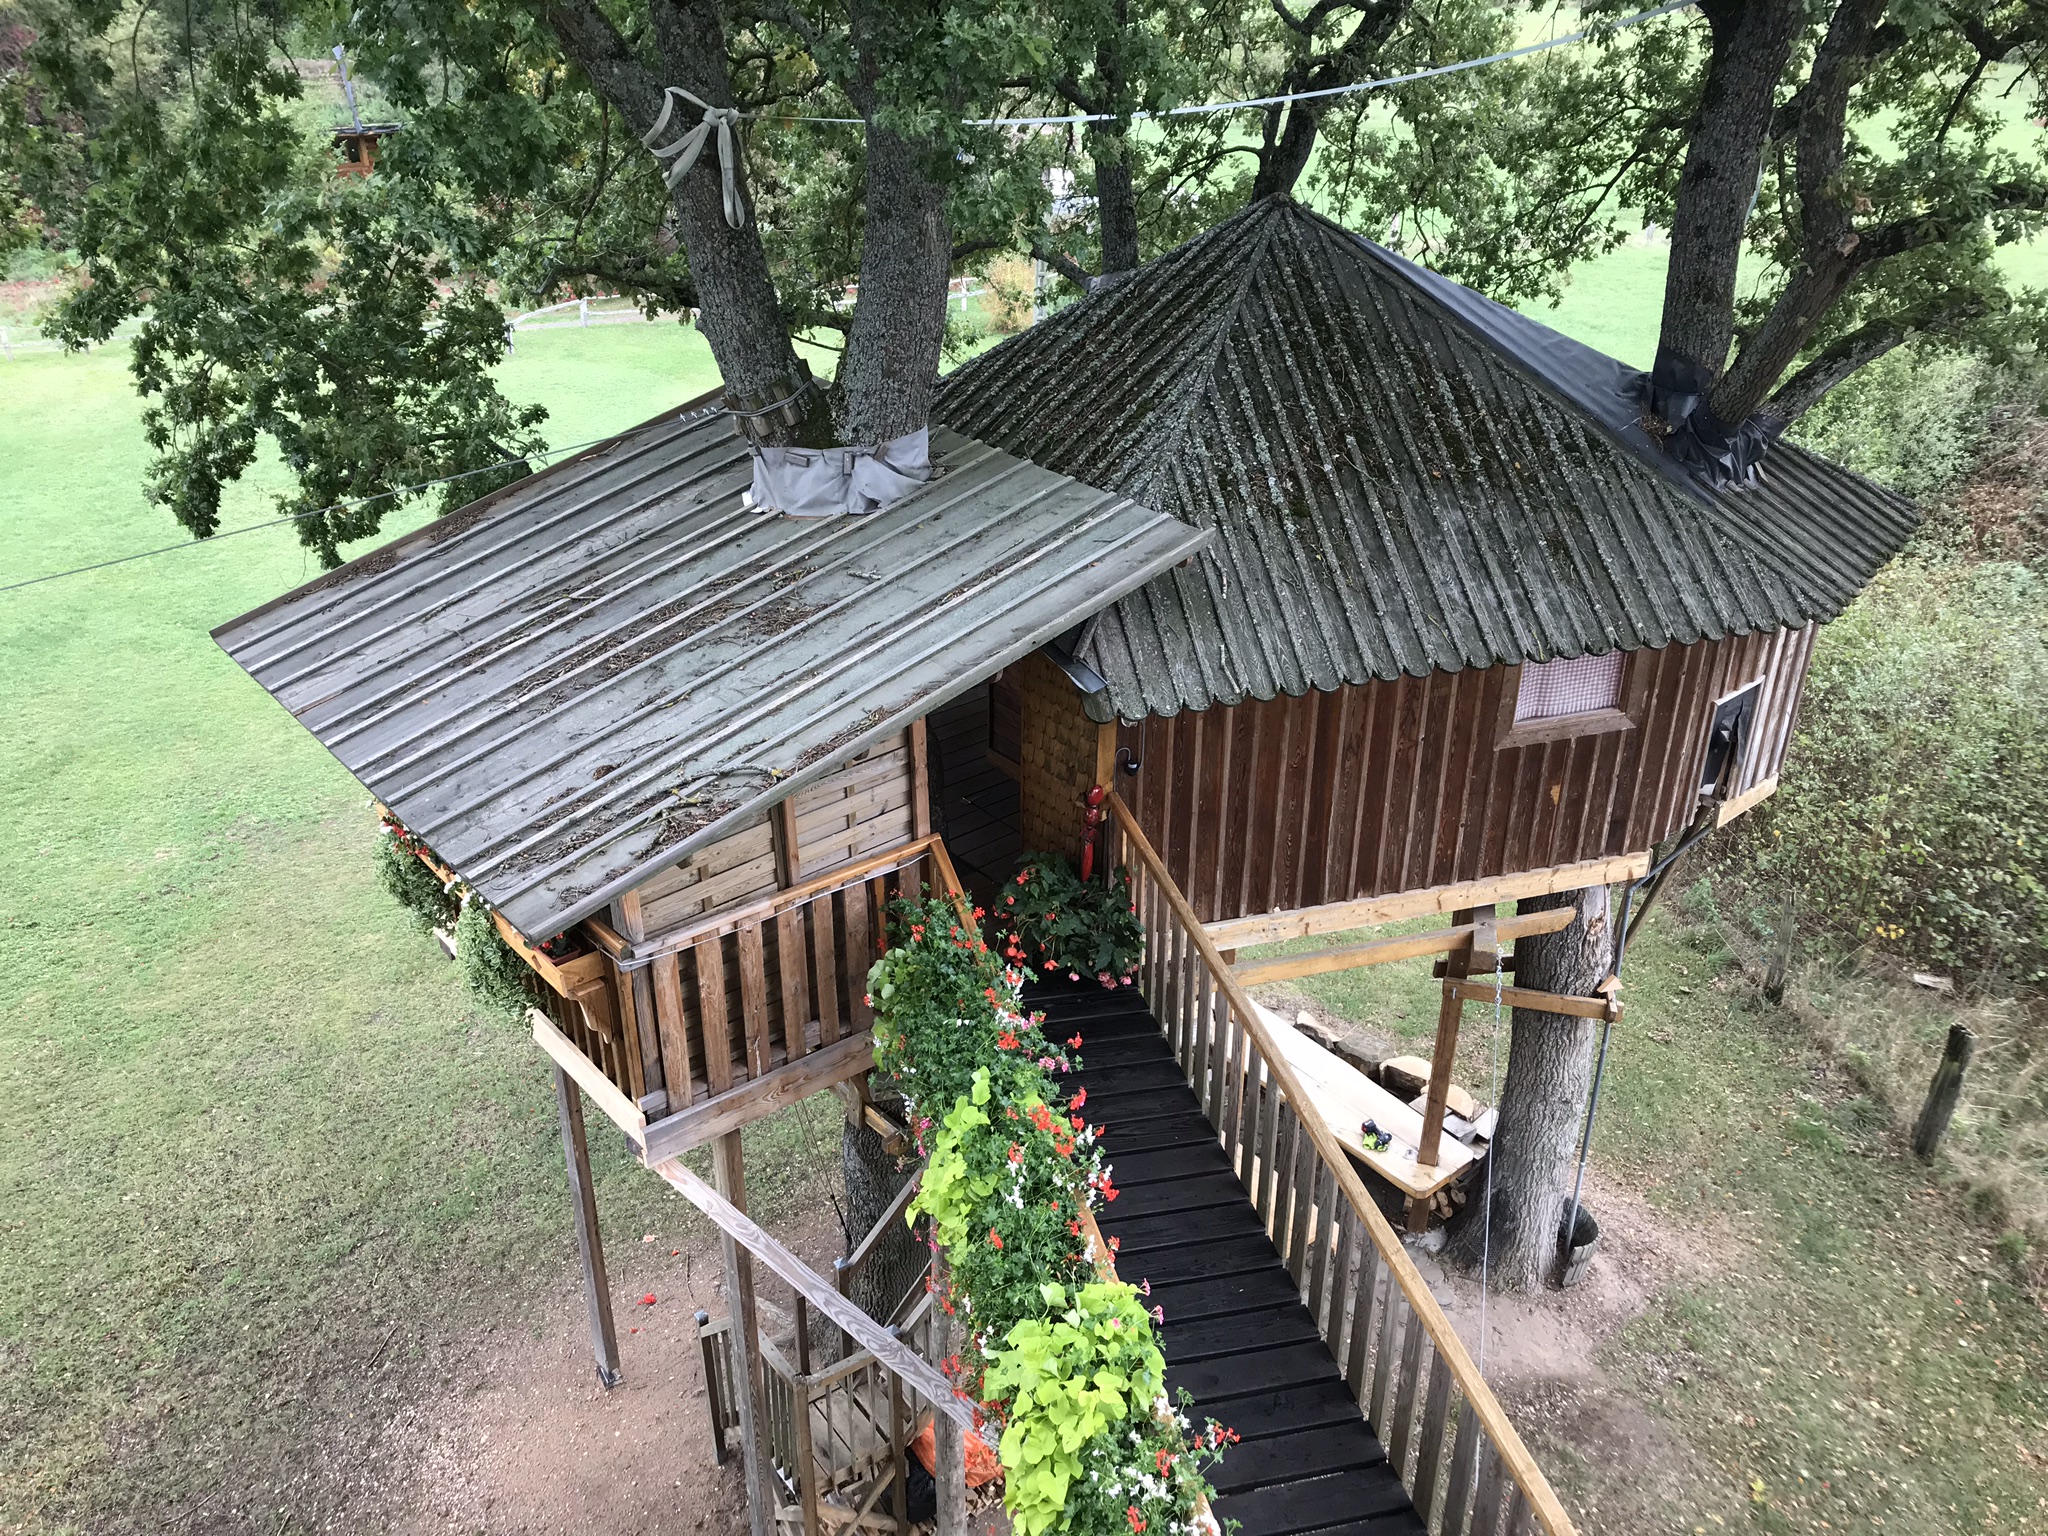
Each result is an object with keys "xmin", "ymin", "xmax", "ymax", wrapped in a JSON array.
[{"xmin": 1114, "ymin": 627, "xmax": 1815, "ymax": 925}]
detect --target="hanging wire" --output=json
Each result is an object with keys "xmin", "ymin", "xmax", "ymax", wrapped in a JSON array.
[
  {"xmin": 743, "ymin": 0, "xmax": 1696, "ymax": 128},
  {"xmin": 0, "ymin": 402, "xmax": 730, "ymax": 597}
]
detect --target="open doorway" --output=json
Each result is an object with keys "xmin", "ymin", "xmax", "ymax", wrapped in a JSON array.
[{"xmin": 927, "ymin": 675, "xmax": 1021, "ymax": 907}]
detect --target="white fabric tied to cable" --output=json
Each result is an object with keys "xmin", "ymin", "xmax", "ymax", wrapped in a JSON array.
[
  {"xmin": 643, "ymin": 86, "xmax": 747, "ymax": 228},
  {"xmin": 748, "ymin": 428, "xmax": 933, "ymax": 518}
]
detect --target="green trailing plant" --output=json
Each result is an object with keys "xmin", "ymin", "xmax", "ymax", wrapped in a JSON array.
[
  {"xmin": 374, "ymin": 815, "xmax": 461, "ymax": 935},
  {"xmin": 998, "ymin": 856, "xmax": 1144, "ymax": 988},
  {"xmin": 374, "ymin": 812, "xmax": 553, "ymax": 1017},
  {"xmin": 456, "ymin": 897, "xmax": 540, "ymax": 1019},
  {"xmin": 868, "ymin": 895, "xmax": 1221, "ymax": 1536}
]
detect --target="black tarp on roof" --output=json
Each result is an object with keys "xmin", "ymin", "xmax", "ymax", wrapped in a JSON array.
[{"xmin": 935, "ymin": 197, "xmax": 1916, "ymax": 721}]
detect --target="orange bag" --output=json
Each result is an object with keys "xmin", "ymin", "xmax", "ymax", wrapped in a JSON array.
[{"xmin": 910, "ymin": 1420, "xmax": 1004, "ymax": 1487}]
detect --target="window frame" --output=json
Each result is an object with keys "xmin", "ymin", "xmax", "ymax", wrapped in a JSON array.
[{"xmin": 1492, "ymin": 652, "xmax": 1643, "ymax": 750}]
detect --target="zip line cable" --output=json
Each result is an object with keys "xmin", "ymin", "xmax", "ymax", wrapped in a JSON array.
[
  {"xmin": 9, "ymin": 0, "xmax": 1699, "ymax": 593},
  {"xmin": 0, "ymin": 431, "xmax": 626, "ymax": 596},
  {"xmin": 745, "ymin": 0, "xmax": 1697, "ymax": 127}
]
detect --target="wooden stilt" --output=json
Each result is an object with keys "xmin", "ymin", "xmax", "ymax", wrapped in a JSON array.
[
  {"xmin": 553, "ymin": 1064, "xmax": 623, "ymax": 1389},
  {"xmin": 1412, "ymin": 908, "xmax": 1484, "ymax": 1232},
  {"xmin": 713, "ymin": 1130, "xmax": 773, "ymax": 1536}
]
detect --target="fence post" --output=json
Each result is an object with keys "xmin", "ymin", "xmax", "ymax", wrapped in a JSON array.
[
  {"xmin": 580, "ymin": 296, "xmax": 590, "ymax": 326},
  {"xmin": 1913, "ymin": 1023, "xmax": 1976, "ymax": 1160}
]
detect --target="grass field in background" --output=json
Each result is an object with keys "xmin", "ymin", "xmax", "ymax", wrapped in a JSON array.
[{"xmin": 0, "ymin": 323, "xmax": 839, "ymax": 1534}]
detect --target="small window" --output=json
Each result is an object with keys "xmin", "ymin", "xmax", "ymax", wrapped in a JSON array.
[{"xmin": 1514, "ymin": 653, "xmax": 1623, "ymax": 724}]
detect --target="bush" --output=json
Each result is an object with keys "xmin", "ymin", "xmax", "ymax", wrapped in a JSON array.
[
  {"xmin": 1791, "ymin": 345, "xmax": 2007, "ymax": 504},
  {"xmin": 1736, "ymin": 556, "xmax": 2048, "ymax": 985},
  {"xmin": 997, "ymin": 856, "xmax": 1145, "ymax": 987}
]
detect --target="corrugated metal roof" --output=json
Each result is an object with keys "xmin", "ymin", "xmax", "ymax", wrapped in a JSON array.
[
  {"xmin": 214, "ymin": 417, "xmax": 1207, "ymax": 940},
  {"xmin": 934, "ymin": 198, "xmax": 1917, "ymax": 720}
]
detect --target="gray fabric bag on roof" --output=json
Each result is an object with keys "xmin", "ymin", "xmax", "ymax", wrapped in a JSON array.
[{"xmin": 749, "ymin": 427, "xmax": 932, "ymax": 517}]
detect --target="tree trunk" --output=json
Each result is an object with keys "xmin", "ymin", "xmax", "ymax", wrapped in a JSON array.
[
  {"xmin": 1088, "ymin": 121, "xmax": 1142, "ymax": 275},
  {"xmin": 841, "ymin": 1102, "xmax": 922, "ymax": 1326},
  {"xmin": 1706, "ymin": 0, "xmax": 1891, "ymax": 426},
  {"xmin": 1442, "ymin": 886, "xmax": 1614, "ymax": 1291},
  {"xmin": 547, "ymin": 0, "xmax": 831, "ymax": 445},
  {"xmin": 1654, "ymin": 0, "xmax": 1801, "ymax": 395},
  {"xmin": 837, "ymin": 120, "xmax": 952, "ymax": 444},
  {"xmin": 1250, "ymin": 102, "xmax": 1321, "ymax": 203}
]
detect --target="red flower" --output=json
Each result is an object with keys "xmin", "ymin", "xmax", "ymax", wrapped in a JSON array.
[
  {"xmin": 639, "ymin": 1293, "xmax": 657, "ymax": 1306},
  {"xmin": 1067, "ymin": 1220, "xmax": 1081, "ymax": 1235},
  {"xmin": 1155, "ymin": 1448, "xmax": 1176, "ymax": 1475},
  {"xmin": 997, "ymin": 1031, "xmax": 1019, "ymax": 1051},
  {"xmin": 988, "ymin": 1228, "xmax": 1004, "ymax": 1249},
  {"xmin": 1067, "ymin": 1034, "xmax": 1084, "ymax": 1049},
  {"xmin": 972, "ymin": 905, "xmax": 986, "ymax": 919},
  {"xmin": 1127, "ymin": 1508, "xmax": 1147, "ymax": 1534},
  {"xmin": 1071, "ymin": 1087, "xmax": 1087, "ymax": 1108},
  {"xmin": 1008, "ymin": 1142, "xmax": 1023, "ymax": 1164}
]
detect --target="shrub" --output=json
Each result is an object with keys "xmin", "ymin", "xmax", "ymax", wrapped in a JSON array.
[
  {"xmin": 1792, "ymin": 346, "xmax": 2005, "ymax": 503},
  {"xmin": 868, "ymin": 895, "xmax": 1221, "ymax": 1536},
  {"xmin": 1737, "ymin": 556, "xmax": 2048, "ymax": 985},
  {"xmin": 997, "ymin": 856, "xmax": 1145, "ymax": 987}
]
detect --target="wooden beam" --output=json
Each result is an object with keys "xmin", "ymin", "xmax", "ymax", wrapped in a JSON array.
[
  {"xmin": 1415, "ymin": 910, "xmax": 1483, "ymax": 1194},
  {"xmin": 1443, "ymin": 978, "xmax": 1622, "ymax": 1022},
  {"xmin": 711, "ymin": 1134, "xmax": 773, "ymax": 1536},
  {"xmin": 651, "ymin": 1160, "xmax": 977, "ymax": 1428},
  {"xmin": 1714, "ymin": 774, "xmax": 1779, "ymax": 828},
  {"xmin": 909, "ymin": 720, "xmax": 933, "ymax": 839},
  {"xmin": 554, "ymin": 1065, "xmax": 623, "ymax": 1389},
  {"xmin": 773, "ymin": 797, "xmax": 805, "ymax": 886},
  {"xmin": 639, "ymin": 1031, "xmax": 875, "ymax": 1161},
  {"xmin": 531, "ymin": 1009, "xmax": 648, "ymax": 1147},
  {"xmin": 1204, "ymin": 852, "xmax": 1653, "ymax": 951},
  {"xmin": 1232, "ymin": 906, "xmax": 1577, "ymax": 987}
]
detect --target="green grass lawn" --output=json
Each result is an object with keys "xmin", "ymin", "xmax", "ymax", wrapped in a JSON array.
[{"xmin": 0, "ymin": 321, "xmax": 833, "ymax": 1534}]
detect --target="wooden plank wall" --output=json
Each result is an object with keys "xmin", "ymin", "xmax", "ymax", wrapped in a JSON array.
[
  {"xmin": 1113, "ymin": 627, "xmax": 1814, "ymax": 925},
  {"xmin": 579, "ymin": 732, "xmax": 925, "ymax": 1121}
]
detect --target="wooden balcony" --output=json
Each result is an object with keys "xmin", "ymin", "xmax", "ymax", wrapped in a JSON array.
[{"xmin": 525, "ymin": 834, "xmax": 961, "ymax": 1160}]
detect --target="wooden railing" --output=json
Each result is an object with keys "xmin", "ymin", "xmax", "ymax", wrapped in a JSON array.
[
  {"xmin": 670, "ymin": 1159, "xmax": 975, "ymax": 1536},
  {"xmin": 703, "ymin": 1278, "xmax": 945, "ymax": 1536},
  {"xmin": 1105, "ymin": 792, "xmax": 1577, "ymax": 1536},
  {"xmin": 527, "ymin": 835, "xmax": 955, "ymax": 1158}
]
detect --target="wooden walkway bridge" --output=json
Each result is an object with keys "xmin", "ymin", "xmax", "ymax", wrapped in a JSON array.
[{"xmin": 1039, "ymin": 977, "xmax": 1423, "ymax": 1536}]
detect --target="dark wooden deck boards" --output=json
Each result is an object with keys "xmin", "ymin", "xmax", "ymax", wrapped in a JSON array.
[{"xmin": 1026, "ymin": 979, "xmax": 1425, "ymax": 1536}]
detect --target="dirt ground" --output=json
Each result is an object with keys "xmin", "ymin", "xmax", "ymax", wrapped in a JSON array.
[{"xmin": 391, "ymin": 1206, "xmax": 844, "ymax": 1536}]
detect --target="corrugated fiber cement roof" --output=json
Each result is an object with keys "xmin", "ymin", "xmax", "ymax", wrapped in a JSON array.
[
  {"xmin": 934, "ymin": 197, "xmax": 1918, "ymax": 720},
  {"xmin": 214, "ymin": 415, "xmax": 1208, "ymax": 940}
]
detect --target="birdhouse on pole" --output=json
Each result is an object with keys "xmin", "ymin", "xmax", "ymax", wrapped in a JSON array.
[{"xmin": 330, "ymin": 45, "xmax": 399, "ymax": 179}]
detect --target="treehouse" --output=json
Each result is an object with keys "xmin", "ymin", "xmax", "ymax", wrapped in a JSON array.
[{"xmin": 212, "ymin": 198, "xmax": 1913, "ymax": 1536}]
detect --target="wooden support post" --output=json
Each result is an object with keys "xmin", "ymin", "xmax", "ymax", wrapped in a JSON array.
[
  {"xmin": 553, "ymin": 1064, "xmax": 623, "ymax": 1388},
  {"xmin": 1412, "ymin": 908, "xmax": 1484, "ymax": 1232},
  {"xmin": 909, "ymin": 719, "xmax": 933, "ymax": 838},
  {"xmin": 773, "ymin": 796, "xmax": 805, "ymax": 887},
  {"xmin": 714, "ymin": 1131, "xmax": 773, "ymax": 1536},
  {"xmin": 1913, "ymin": 1023, "xmax": 1976, "ymax": 1161},
  {"xmin": 612, "ymin": 892, "xmax": 662, "ymax": 1106},
  {"xmin": 934, "ymin": 1402, "xmax": 969, "ymax": 1536}
]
